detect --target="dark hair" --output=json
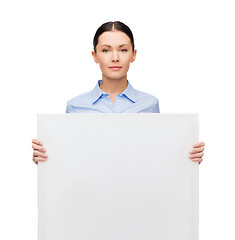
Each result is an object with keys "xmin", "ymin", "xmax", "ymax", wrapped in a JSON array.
[{"xmin": 93, "ymin": 21, "xmax": 135, "ymax": 53}]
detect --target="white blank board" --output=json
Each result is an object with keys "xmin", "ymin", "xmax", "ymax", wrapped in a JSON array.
[{"xmin": 38, "ymin": 113, "xmax": 199, "ymax": 240}]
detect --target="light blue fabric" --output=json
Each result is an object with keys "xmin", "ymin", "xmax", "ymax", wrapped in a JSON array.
[{"xmin": 66, "ymin": 79, "xmax": 160, "ymax": 113}]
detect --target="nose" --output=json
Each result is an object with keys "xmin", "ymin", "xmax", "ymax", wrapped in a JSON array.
[{"xmin": 112, "ymin": 50, "xmax": 119, "ymax": 62}]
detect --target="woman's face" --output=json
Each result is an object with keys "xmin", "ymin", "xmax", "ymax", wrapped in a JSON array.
[{"xmin": 92, "ymin": 31, "xmax": 137, "ymax": 81}]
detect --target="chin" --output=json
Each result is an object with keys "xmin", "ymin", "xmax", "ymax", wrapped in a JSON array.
[{"xmin": 103, "ymin": 73, "xmax": 126, "ymax": 79}]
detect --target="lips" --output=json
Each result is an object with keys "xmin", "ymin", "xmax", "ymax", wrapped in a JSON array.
[{"xmin": 109, "ymin": 66, "xmax": 122, "ymax": 70}]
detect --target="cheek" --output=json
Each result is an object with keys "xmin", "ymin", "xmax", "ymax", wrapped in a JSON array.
[
  {"xmin": 99, "ymin": 56, "xmax": 109, "ymax": 66},
  {"xmin": 123, "ymin": 57, "xmax": 132, "ymax": 67}
]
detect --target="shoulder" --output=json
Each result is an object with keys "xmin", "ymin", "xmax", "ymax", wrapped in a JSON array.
[
  {"xmin": 134, "ymin": 88, "xmax": 159, "ymax": 104},
  {"xmin": 67, "ymin": 91, "xmax": 92, "ymax": 106},
  {"xmin": 132, "ymin": 88, "xmax": 160, "ymax": 113},
  {"xmin": 66, "ymin": 91, "xmax": 93, "ymax": 113}
]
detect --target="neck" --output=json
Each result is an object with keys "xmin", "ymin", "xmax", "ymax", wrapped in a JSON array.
[{"xmin": 100, "ymin": 75, "xmax": 128, "ymax": 95}]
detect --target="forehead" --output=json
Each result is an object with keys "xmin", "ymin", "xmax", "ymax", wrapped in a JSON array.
[{"xmin": 98, "ymin": 31, "xmax": 131, "ymax": 47}]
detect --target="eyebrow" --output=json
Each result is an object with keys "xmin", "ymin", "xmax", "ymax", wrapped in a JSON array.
[{"xmin": 100, "ymin": 44, "xmax": 129, "ymax": 48}]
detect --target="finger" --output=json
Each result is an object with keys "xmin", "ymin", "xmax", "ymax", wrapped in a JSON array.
[
  {"xmin": 33, "ymin": 156, "xmax": 47, "ymax": 163},
  {"xmin": 189, "ymin": 146, "xmax": 204, "ymax": 154},
  {"xmin": 32, "ymin": 139, "xmax": 43, "ymax": 146},
  {"xmin": 32, "ymin": 157, "xmax": 38, "ymax": 165},
  {"xmin": 33, "ymin": 150, "xmax": 48, "ymax": 158},
  {"xmin": 193, "ymin": 142, "xmax": 205, "ymax": 148},
  {"xmin": 190, "ymin": 157, "xmax": 203, "ymax": 163},
  {"xmin": 189, "ymin": 152, "xmax": 204, "ymax": 159},
  {"xmin": 32, "ymin": 143, "xmax": 46, "ymax": 152}
]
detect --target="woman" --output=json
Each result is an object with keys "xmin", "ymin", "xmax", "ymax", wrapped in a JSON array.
[{"xmin": 32, "ymin": 21, "xmax": 205, "ymax": 164}]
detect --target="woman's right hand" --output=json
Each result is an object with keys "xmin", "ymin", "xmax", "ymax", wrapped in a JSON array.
[{"xmin": 32, "ymin": 139, "xmax": 48, "ymax": 165}]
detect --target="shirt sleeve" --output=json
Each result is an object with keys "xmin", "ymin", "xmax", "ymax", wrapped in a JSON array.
[
  {"xmin": 65, "ymin": 101, "xmax": 72, "ymax": 113},
  {"xmin": 151, "ymin": 98, "xmax": 160, "ymax": 113}
]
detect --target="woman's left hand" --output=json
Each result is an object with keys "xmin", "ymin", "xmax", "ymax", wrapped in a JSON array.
[{"xmin": 188, "ymin": 142, "xmax": 205, "ymax": 164}]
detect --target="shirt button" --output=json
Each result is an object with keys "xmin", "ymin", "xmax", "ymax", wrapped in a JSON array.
[
  {"xmin": 117, "ymin": 100, "xmax": 120, "ymax": 103},
  {"xmin": 120, "ymin": 93, "xmax": 122, "ymax": 96}
]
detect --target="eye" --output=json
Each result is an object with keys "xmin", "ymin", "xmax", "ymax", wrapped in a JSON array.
[
  {"xmin": 121, "ymin": 49, "xmax": 127, "ymax": 52},
  {"xmin": 102, "ymin": 49, "xmax": 109, "ymax": 52}
]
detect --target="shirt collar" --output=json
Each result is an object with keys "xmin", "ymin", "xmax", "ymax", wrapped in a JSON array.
[{"xmin": 91, "ymin": 79, "xmax": 136, "ymax": 104}]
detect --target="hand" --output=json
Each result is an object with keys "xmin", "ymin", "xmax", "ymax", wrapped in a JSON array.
[
  {"xmin": 32, "ymin": 139, "xmax": 48, "ymax": 165},
  {"xmin": 188, "ymin": 142, "xmax": 205, "ymax": 164}
]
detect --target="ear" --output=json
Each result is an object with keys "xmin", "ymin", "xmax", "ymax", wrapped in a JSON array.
[
  {"xmin": 130, "ymin": 49, "xmax": 137, "ymax": 63},
  {"xmin": 92, "ymin": 51, "xmax": 99, "ymax": 64}
]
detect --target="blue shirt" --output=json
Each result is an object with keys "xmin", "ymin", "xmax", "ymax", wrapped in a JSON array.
[{"xmin": 66, "ymin": 79, "xmax": 160, "ymax": 113}]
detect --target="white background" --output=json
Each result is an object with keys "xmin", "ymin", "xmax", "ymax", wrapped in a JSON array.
[{"xmin": 0, "ymin": 0, "xmax": 234, "ymax": 239}]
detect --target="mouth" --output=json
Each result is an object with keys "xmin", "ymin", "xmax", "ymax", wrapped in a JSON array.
[{"xmin": 109, "ymin": 66, "xmax": 122, "ymax": 71}]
